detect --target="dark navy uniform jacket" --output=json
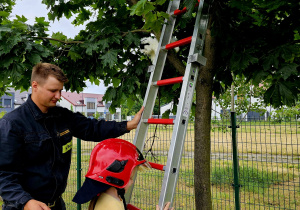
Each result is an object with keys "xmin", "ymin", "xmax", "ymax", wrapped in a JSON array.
[{"xmin": 0, "ymin": 95, "xmax": 129, "ymax": 209}]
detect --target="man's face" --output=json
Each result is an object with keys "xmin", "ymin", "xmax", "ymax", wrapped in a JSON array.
[{"xmin": 32, "ymin": 75, "xmax": 64, "ymax": 112}]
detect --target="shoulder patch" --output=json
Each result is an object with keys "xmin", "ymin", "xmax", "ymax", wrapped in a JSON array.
[{"xmin": 60, "ymin": 129, "xmax": 70, "ymax": 136}]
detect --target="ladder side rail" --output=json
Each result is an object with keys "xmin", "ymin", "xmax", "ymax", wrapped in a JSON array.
[
  {"xmin": 133, "ymin": 0, "xmax": 181, "ymax": 149},
  {"xmin": 125, "ymin": 0, "xmax": 182, "ymax": 204},
  {"xmin": 158, "ymin": 1, "xmax": 210, "ymax": 209}
]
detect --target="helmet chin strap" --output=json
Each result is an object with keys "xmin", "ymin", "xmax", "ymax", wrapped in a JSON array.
[{"xmin": 117, "ymin": 188, "xmax": 127, "ymax": 210}]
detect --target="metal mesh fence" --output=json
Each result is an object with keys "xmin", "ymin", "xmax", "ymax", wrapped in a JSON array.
[{"xmin": 62, "ymin": 117, "xmax": 299, "ymax": 210}]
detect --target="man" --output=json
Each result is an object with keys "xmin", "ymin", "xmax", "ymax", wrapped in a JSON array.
[{"xmin": 0, "ymin": 63, "xmax": 144, "ymax": 210}]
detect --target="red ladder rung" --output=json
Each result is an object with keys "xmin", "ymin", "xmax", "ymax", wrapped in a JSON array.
[
  {"xmin": 173, "ymin": 7, "xmax": 187, "ymax": 16},
  {"xmin": 147, "ymin": 119, "xmax": 174, "ymax": 125},
  {"xmin": 155, "ymin": 76, "xmax": 183, "ymax": 86},
  {"xmin": 127, "ymin": 204, "xmax": 142, "ymax": 210},
  {"xmin": 149, "ymin": 162, "xmax": 165, "ymax": 171},
  {"xmin": 172, "ymin": 1, "xmax": 201, "ymax": 16},
  {"xmin": 165, "ymin": 36, "xmax": 192, "ymax": 50}
]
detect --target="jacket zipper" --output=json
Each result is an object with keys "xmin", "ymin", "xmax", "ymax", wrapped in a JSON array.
[{"xmin": 44, "ymin": 117, "xmax": 58, "ymax": 202}]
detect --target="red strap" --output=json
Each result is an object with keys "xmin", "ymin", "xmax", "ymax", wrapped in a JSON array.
[
  {"xmin": 147, "ymin": 119, "xmax": 174, "ymax": 125},
  {"xmin": 127, "ymin": 204, "xmax": 142, "ymax": 210},
  {"xmin": 148, "ymin": 162, "xmax": 165, "ymax": 171}
]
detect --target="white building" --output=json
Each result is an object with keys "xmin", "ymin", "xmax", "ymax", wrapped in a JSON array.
[
  {"xmin": 161, "ymin": 97, "xmax": 275, "ymax": 121},
  {"xmin": 60, "ymin": 91, "xmax": 121, "ymax": 121}
]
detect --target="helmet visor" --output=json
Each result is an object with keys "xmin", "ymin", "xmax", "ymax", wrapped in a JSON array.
[{"xmin": 136, "ymin": 147, "xmax": 152, "ymax": 171}]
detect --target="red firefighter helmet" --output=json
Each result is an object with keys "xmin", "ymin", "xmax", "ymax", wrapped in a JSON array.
[{"xmin": 85, "ymin": 138, "xmax": 149, "ymax": 189}]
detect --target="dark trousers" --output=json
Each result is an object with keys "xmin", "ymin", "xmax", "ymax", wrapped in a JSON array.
[{"xmin": 2, "ymin": 197, "xmax": 66, "ymax": 210}]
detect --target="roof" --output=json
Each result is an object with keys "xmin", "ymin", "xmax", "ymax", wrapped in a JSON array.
[{"xmin": 61, "ymin": 91, "xmax": 104, "ymax": 107}]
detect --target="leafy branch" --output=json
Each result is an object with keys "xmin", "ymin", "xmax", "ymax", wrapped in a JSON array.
[
  {"xmin": 32, "ymin": 29, "xmax": 150, "ymax": 45},
  {"xmin": 33, "ymin": 36, "xmax": 84, "ymax": 44}
]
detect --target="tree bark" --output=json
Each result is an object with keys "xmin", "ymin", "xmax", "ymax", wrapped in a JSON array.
[{"xmin": 194, "ymin": 15, "xmax": 215, "ymax": 210}]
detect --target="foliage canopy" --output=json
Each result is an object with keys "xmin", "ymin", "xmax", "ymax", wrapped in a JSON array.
[{"xmin": 0, "ymin": 0, "xmax": 299, "ymax": 112}]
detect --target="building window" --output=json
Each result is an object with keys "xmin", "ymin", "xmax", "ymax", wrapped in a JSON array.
[
  {"xmin": 87, "ymin": 102, "xmax": 95, "ymax": 109},
  {"xmin": 4, "ymin": 99, "xmax": 11, "ymax": 108},
  {"xmin": 114, "ymin": 113, "xmax": 120, "ymax": 120}
]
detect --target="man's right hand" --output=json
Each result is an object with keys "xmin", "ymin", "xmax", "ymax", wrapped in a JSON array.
[
  {"xmin": 156, "ymin": 202, "xmax": 174, "ymax": 210},
  {"xmin": 24, "ymin": 199, "xmax": 51, "ymax": 210}
]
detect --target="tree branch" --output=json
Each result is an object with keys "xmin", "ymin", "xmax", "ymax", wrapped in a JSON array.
[
  {"xmin": 152, "ymin": 32, "xmax": 185, "ymax": 75},
  {"xmin": 33, "ymin": 29, "xmax": 150, "ymax": 44},
  {"xmin": 121, "ymin": 29, "xmax": 150, "ymax": 37},
  {"xmin": 33, "ymin": 37, "xmax": 84, "ymax": 44},
  {"xmin": 126, "ymin": 0, "xmax": 138, "ymax": 6},
  {"xmin": 167, "ymin": 50, "xmax": 186, "ymax": 75}
]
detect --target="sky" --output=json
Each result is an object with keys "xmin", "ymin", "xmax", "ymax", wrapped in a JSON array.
[{"xmin": 10, "ymin": 0, "xmax": 107, "ymax": 94}]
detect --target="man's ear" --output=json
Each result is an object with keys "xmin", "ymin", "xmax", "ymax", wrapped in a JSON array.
[{"xmin": 31, "ymin": 81, "xmax": 38, "ymax": 91}]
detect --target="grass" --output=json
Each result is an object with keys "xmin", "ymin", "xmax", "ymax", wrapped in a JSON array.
[
  {"xmin": 62, "ymin": 150, "xmax": 299, "ymax": 210},
  {"xmin": 1, "ymin": 120, "xmax": 299, "ymax": 209}
]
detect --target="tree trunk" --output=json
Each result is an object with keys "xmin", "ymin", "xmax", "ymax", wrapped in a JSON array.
[{"xmin": 194, "ymin": 16, "xmax": 215, "ymax": 210}]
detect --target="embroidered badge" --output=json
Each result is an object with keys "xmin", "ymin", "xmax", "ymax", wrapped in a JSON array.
[
  {"xmin": 60, "ymin": 129, "xmax": 70, "ymax": 136},
  {"xmin": 62, "ymin": 140, "xmax": 72, "ymax": 153}
]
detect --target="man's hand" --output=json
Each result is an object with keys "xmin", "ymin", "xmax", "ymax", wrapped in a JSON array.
[
  {"xmin": 24, "ymin": 199, "xmax": 51, "ymax": 210},
  {"xmin": 156, "ymin": 202, "xmax": 174, "ymax": 210},
  {"xmin": 126, "ymin": 106, "xmax": 144, "ymax": 131}
]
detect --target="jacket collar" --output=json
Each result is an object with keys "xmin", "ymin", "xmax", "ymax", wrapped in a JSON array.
[{"xmin": 26, "ymin": 94, "xmax": 60, "ymax": 120}]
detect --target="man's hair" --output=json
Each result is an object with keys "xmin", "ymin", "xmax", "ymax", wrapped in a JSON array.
[{"xmin": 31, "ymin": 63, "xmax": 69, "ymax": 84}]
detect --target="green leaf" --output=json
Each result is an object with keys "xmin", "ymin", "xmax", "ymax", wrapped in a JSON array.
[
  {"xmin": 16, "ymin": 15, "xmax": 28, "ymax": 23},
  {"xmin": 104, "ymin": 87, "xmax": 116, "ymax": 101},
  {"xmin": 109, "ymin": 0, "xmax": 126, "ymax": 7},
  {"xmin": 98, "ymin": 39, "xmax": 109, "ymax": 50},
  {"xmin": 230, "ymin": 52, "xmax": 258, "ymax": 72},
  {"xmin": 94, "ymin": 79, "xmax": 100, "ymax": 86},
  {"xmin": 130, "ymin": 0, "xmax": 147, "ymax": 16},
  {"xmin": 156, "ymin": 0, "xmax": 167, "ymax": 6},
  {"xmin": 264, "ymin": 85, "xmax": 279, "ymax": 107},
  {"xmin": 264, "ymin": 81, "xmax": 297, "ymax": 108},
  {"xmin": 68, "ymin": 51, "xmax": 82, "ymax": 61},
  {"xmin": 0, "ymin": 26, "xmax": 12, "ymax": 32},
  {"xmin": 126, "ymin": 97, "xmax": 135, "ymax": 109},
  {"xmin": 0, "ymin": 11, "xmax": 10, "ymax": 18},
  {"xmin": 130, "ymin": 0, "xmax": 155, "ymax": 16},
  {"xmin": 109, "ymin": 34, "xmax": 122, "ymax": 45},
  {"xmin": 172, "ymin": 83, "xmax": 180, "ymax": 91},
  {"xmin": 278, "ymin": 63, "xmax": 298, "ymax": 80},
  {"xmin": 0, "ymin": 56, "xmax": 14, "ymax": 69},
  {"xmin": 279, "ymin": 83, "xmax": 296, "ymax": 106},
  {"xmin": 112, "ymin": 78, "xmax": 121, "ymax": 88},
  {"xmin": 35, "ymin": 17, "xmax": 50, "ymax": 27},
  {"xmin": 84, "ymin": 42, "xmax": 99, "ymax": 56},
  {"xmin": 100, "ymin": 50, "xmax": 118, "ymax": 68},
  {"xmin": 252, "ymin": 71, "xmax": 269, "ymax": 86},
  {"xmin": 28, "ymin": 54, "xmax": 41, "ymax": 64},
  {"xmin": 157, "ymin": 11, "xmax": 169, "ymax": 19},
  {"xmin": 278, "ymin": 45, "xmax": 297, "ymax": 62},
  {"xmin": 24, "ymin": 42, "xmax": 33, "ymax": 51},
  {"xmin": 135, "ymin": 80, "xmax": 141, "ymax": 88},
  {"xmin": 12, "ymin": 20, "xmax": 27, "ymax": 30},
  {"xmin": 124, "ymin": 32, "xmax": 140, "ymax": 47},
  {"xmin": 263, "ymin": 54, "xmax": 279, "ymax": 70},
  {"xmin": 50, "ymin": 32, "xmax": 67, "ymax": 47},
  {"xmin": 162, "ymin": 109, "xmax": 170, "ymax": 119}
]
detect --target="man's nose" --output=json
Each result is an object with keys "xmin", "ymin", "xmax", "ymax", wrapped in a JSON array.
[{"xmin": 55, "ymin": 91, "xmax": 61, "ymax": 99}]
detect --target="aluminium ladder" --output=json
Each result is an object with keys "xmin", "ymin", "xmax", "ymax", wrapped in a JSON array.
[{"xmin": 126, "ymin": 0, "xmax": 210, "ymax": 209}]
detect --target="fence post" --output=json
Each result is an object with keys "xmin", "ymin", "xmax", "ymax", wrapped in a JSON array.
[
  {"xmin": 76, "ymin": 138, "xmax": 82, "ymax": 210},
  {"xmin": 230, "ymin": 112, "xmax": 240, "ymax": 210}
]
